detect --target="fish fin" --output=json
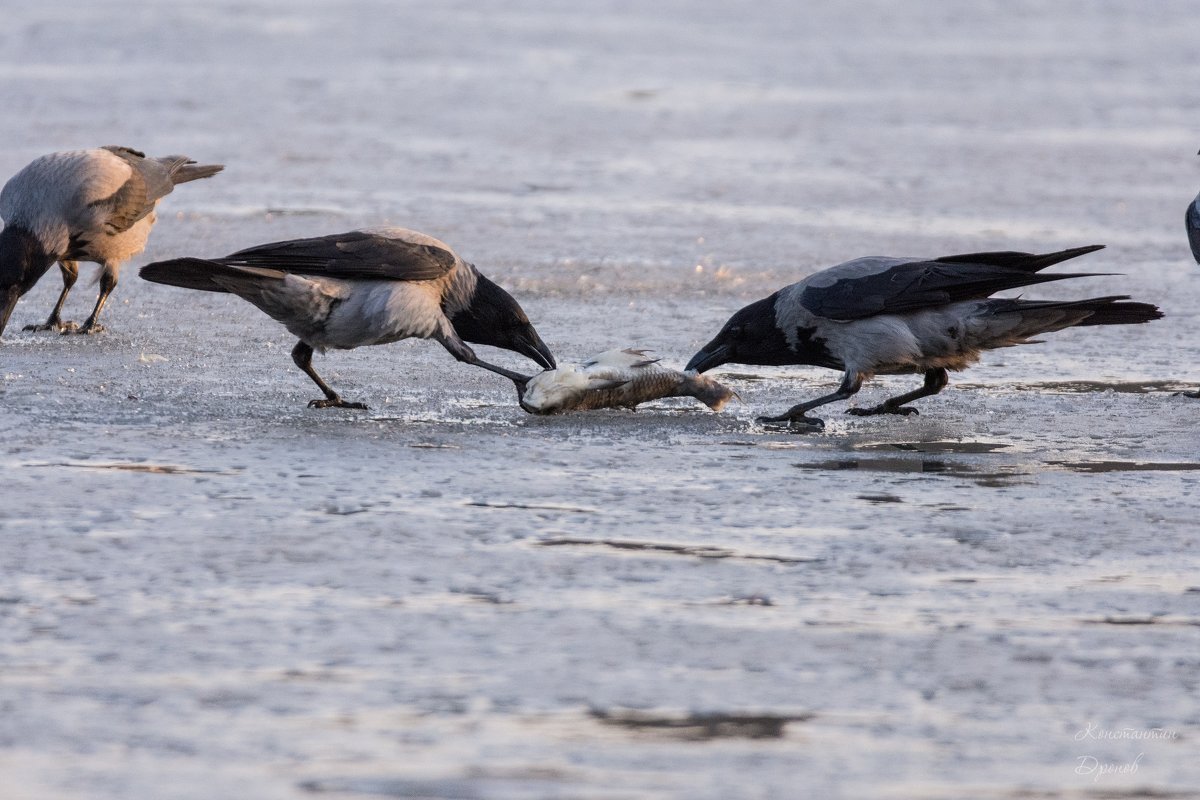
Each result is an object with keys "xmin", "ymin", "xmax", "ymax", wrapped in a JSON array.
[
  {"xmin": 620, "ymin": 348, "xmax": 661, "ymax": 368},
  {"xmin": 583, "ymin": 348, "xmax": 659, "ymax": 370}
]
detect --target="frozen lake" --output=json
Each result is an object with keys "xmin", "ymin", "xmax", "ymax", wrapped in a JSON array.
[{"xmin": 2, "ymin": 1, "xmax": 1199, "ymax": 797}]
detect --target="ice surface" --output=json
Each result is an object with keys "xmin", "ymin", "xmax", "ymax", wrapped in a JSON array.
[{"xmin": 2, "ymin": 1, "xmax": 1199, "ymax": 798}]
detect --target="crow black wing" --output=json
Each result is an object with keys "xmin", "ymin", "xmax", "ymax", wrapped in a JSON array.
[
  {"xmin": 218, "ymin": 230, "xmax": 458, "ymax": 282},
  {"xmin": 799, "ymin": 245, "xmax": 1106, "ymax": 321},
  {"xmin": 92, "ymin": 147, "xmax": 178, "ymax": 235}
]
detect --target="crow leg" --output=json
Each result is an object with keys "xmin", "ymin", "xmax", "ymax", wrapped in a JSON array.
[
  {"xmin": 437, "ymin": 333, "xmax": 533, "ymax": 386},
  {"xmin": 292, "ymin": 341, "xmax": 367, "ymax": 409},
  {"xmin": 24, "ymin": 261, "xmax": 79, "ymax": 332},
  {"xmin": 63, "ymin": 265, "xmax": 115, "ymax": 334},
  {"xmin": 757, "ymin": 372, "xmax": 863, "ymax": 430},
  {"xmin": 847, "ymin": 367, "xmax": 948, "ymax": 417}
]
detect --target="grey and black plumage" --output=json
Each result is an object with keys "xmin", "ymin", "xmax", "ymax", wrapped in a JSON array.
[
  {"xmin": 1181, "ymin": 149, "xmax": 1200, "ymax": 398},
  {"xmin": 1189, "ymin": 148, "xmax": 1200, "ymax": 265},
  {"xmin": 139, "ymin": 227, "xmax": 556, "ymax": 409},
  {"xmin": 685, "ymin": 245, "xmax": 1163, "ymax": 428},
  {"xmin": 0, "ymin": 146, "xmax": 223, "ymax": 337},
  {"xmin": 1188, "ymin": 192, "xmax": 1200, "ymax": 266}
]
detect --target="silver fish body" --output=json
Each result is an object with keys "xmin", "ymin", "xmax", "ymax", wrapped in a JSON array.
[{"xmin": 520, "ymin": 348, "xmax": 736, "ymax": 414}]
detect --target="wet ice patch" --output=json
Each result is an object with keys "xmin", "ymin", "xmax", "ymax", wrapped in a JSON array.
[
  {"xmin": 535, "ymin": 536, "xmax": 819, "ymax": 565},
  {"xmin": 959, "ymin": 379, "xmax": 1190, "ymax": 394},
  {"xmin": 23, "ymin": 460, "xmax": 235, "ymax": 475},
  {"xmin": 794, "ymin": 457, "xmax": 1030, "ymax": 487},
  {"xmin": 467, "ymin": 500, "xmax": 598, "ymax": 514},
  {"xmin": 1046, "ymin": 459, "xmax": 1200, "ymax": 473},
  {"xmin": 855, "ymin": 440, "xmax": 1011, "ymax": 454},
  {"xmin": 590, "ymin": 708, "xmax": 814, "ymax": 741}
]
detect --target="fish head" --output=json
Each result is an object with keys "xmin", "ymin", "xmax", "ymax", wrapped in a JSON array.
[{"xmin": 519, "ymin": 364, "xmax": 590, "ymax": 414}]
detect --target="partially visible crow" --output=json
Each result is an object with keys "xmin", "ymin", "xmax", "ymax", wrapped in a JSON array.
[
  {"xmin": 0, "ymin": 146, "xmax": 223, "ymax": 337},
  {"xmin": 140, "ymin": 227, "xmax": 556, "ymax": 409},
  {"xmin": 1189, "ymin": 149, "xmax": 1200, "ymax": 265},
  {"xmin": 1182, "ymin": 150, "xmax": 1200, "ymax": 398},
  {"xmin": 686, "ymin": 245, "xmax": 1163, "ymax": 428},
  {"xmin": 1189, "ymin": 193, "xmax": 1200, "ymax": 266}
]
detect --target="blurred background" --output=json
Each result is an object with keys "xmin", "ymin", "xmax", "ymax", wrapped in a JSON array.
[
  {"xmin": 2, "ymin": 1, "xmax": 1195, "ymax": 269},
  {"xmin": 2, "ymin": 2, "xmax": 1198, "ymax": 798}
]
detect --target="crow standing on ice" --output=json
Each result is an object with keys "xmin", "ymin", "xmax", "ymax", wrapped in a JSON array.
[
  {"xmin": 0, "ymin": 146, "xmax": 223, "ymax": 337},
  {"xmin": 140, "ymin": 227, "xmax": 556, "ymax": 409},
  {"xmin": 686, "ymin": 245, "xmax": 1163, "ymax": 428}
]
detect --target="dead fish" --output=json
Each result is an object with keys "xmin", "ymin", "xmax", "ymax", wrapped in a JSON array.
[{"xmin": 518, "ymin": 348, "xmax": 736, "ymax": 414}]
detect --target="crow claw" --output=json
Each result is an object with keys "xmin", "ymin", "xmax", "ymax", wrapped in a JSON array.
[
  {"xmin": 61, "ymin": 321, "xmax": 103, "ymax": 335},
  {"xmin": 23, "ymin": 320, "xmax": 71, "ymax": 333}
]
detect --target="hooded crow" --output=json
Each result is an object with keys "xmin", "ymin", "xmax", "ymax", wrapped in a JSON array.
[
  {"xmin": 0, "ymin": 146, "xmax": 223, "ymax": 338},
  {"xmin": 1181, "ymin": 152, "xmax": 1200, "ymax": 398},
  {"xmin": 140, "ymin": 227, "xmax": 556, "ymax": 409},
  {"xmin": 1188, "ymin": 153, "xmax": 1200, "ymax": 265},
  {"xmin": 686, "ymin": 245, "xmax": 1163, "ymax": 428}
]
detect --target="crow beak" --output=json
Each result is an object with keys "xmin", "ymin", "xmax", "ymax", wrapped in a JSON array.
[
  {"xmin": 515, "ymin": 329, "xmax": 556, "ymax": 370},
  {"xmin": 685, "ymin": 343, "xmax": 730, "ymax": 373}
]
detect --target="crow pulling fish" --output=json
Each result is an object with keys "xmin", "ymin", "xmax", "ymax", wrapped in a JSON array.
[
  {"xmin": 140, "ymin": 227, "xmax": 555, "ymax": 409},
  {"xmin": 687, "ymin": 245, "xmax": 1163, "ymax": 429},
  {"xmin": 518, "ymin": 348, "xmax": 736, "ymax": 414}
]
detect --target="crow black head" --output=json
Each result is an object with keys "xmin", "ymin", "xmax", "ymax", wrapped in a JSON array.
[
  {"xmin": 450, "ymin": 273, "xmax": 556, "ymax": 370},
  {"xmin": 1, "ymin": 225, "xmax": 55, "ymax": 338},
  {"xmin": 0, "ymin": 284, "xmax": 19, "ymax": 339},
  {"xmin": 685, "ymin": 292, "xmax": 800, "ymax": 372}
]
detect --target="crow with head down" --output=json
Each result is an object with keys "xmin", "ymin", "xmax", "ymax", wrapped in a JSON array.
[
  {"xmin": 1, "ymin": 146, "xmax": 222, "ymax": 338},
  {"xmin": 140, "ymin": 227, "xmax": 555, "ymax": 409},
  {"xmin": 686, "ymin": 245, "xmax": 1162, "ymax": 429}
]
